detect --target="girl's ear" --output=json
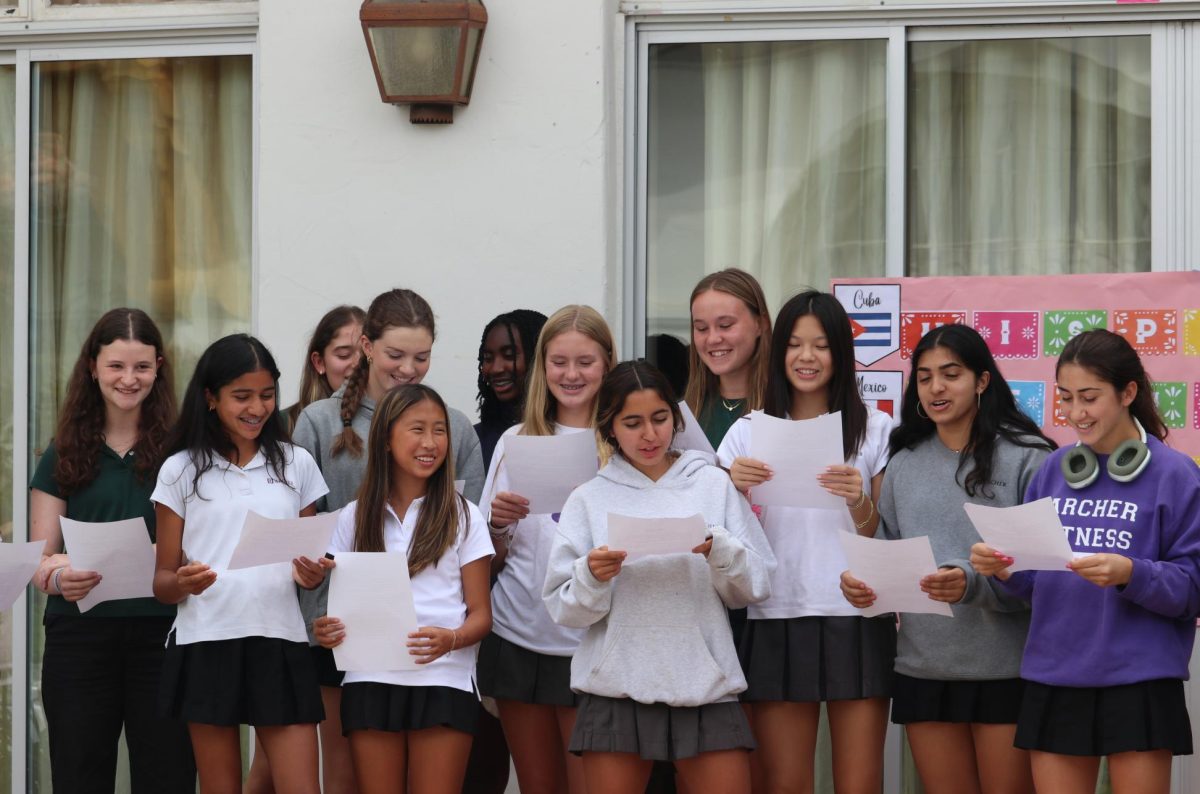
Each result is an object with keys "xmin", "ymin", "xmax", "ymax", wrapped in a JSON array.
[
  {"xmin": 310, "ymin": 350, "xmax": 326, "ymax": 376},
  {"xmin": 360, "ymin": 335, "xmax": 373, "ymax": 362},
  {"xmin": 976, "ymin": 370, "xmax": 991, "ymax": 394},
  {"xmin": 1119, "ymin": 380, "xmax": 1138, "ymax": 408},
  {"xmin": 204, "ymin": 388, "xmax": 217, "ymax": 411}
]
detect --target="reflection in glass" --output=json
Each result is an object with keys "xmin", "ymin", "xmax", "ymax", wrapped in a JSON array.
[
  {"xmin": 646, "ymin": 40, "xmax": 887, "ymax": 341},
  {"xmin": 0, "ymin": 65, "xmax": 15, "ymax": 794},
  {"xmin": 908, "ymin": 36, "xmax": 1151, "ymax": 275},
  {"xmin": 28, "ymin": 55, "xmax": 252, "ymax": 792}
]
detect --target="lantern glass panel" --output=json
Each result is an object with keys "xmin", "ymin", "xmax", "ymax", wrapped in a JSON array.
[
  {"xmin": 460, "ymin": 27, "xmax": 480, "ymax": 96},
  {"xmin": 369, "ymin": 25, "xmax": 460, "ymax": 97}
]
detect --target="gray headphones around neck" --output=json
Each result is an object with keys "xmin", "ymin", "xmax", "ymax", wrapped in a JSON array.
[{"xmin": 1060, "ymin": 417, "xmax": 1151, "ymax": 490}]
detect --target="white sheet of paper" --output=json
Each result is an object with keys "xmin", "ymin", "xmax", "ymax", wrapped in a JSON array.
[
  {"xmin": 673, "ymin": 401, "xmax": 717, "ymax": 464},
  {"xmin": 503, "ymin": 431, "xmax": 599, "ymax": 514},
  {"xmin": 328, "ymin": 552, "xmax": 420, "ymax": 672},
  {"xmin": 0, "ymin": 540, "xmax": 47, "ymax": 612},
  {"xmin": 749, "ymin": 411, "xmax": 844, "ymax": 510},
  {"xmin": 607, "ymin": 513, "xmax": 708, "ymax": 559},
  {"xmin": 226, "ymin": 511, "xmax": 339, "ymax": 570},
  {"xmin": 60, "ymin": 517, "xmax": 156, "ymax": 613},
  {"xmin": 838, "ymin": 533, "xmax": 953, "ymax": 618},
  {"xmin": 964, "ymin": 497, "xmax": 1075, "ymax": 573}
]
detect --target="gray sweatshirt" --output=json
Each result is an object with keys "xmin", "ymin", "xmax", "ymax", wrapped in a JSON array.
[
  {"xmin": 543, "ymin": 451, "xmax": 775, "ymax": 707},
  {"xmin": 877, "ymin": 434, "xmax": 1050, "ymax": 680},
  {"xmin": 292, "ymin": 387, "xmax": 484, "ymax": 510}
]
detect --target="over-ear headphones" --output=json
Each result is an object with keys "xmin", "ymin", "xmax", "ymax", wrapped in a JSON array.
[{"xmin": 1060, "ymin": 417, "xmax": 1151, "ymax": 490}]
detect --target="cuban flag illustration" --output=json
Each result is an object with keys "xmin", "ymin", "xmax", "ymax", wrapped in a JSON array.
[{"xmin": 834, "ymin": 284, "xmax": 902, "ymax": 366}]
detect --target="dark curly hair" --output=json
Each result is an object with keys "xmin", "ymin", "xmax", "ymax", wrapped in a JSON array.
[
  {"xmin": 476, "ymin": 309, "xmax": 547, "ymax": 425},
  {"xmin": 51, "ymin": 308, "xmax": 176, "ymax": 495}
]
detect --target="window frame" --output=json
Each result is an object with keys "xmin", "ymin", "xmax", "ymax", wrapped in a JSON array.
[
  {"xmin": 5, "ymin": 0, "xmax": 255, "ymax": 23},
  {"xmin": 2, "ymin": 23, "xmax": 256, "ymax": 794}
]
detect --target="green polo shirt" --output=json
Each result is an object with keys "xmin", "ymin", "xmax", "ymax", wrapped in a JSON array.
[{"xmin": 30, "ymin": 443, "xmax": 175, "ymax": 618}]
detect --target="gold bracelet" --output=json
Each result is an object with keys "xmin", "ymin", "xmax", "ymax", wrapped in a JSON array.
[
  {"xmin": 848, "ymin": 490, "xmax": 867, "ymax": 511},
  {"xmin": 854, "ymin": 498, "xmax": 875, "ymax": 530},
  {"xmin": 450, "ymin": 629, "xmax": 459, "ymax": 652}
]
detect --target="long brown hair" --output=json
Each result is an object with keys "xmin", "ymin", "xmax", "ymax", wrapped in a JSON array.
[
  {"xmin": 683, "ymin": 268, "xmax": 772, "ymax": 424},
  {"xmin": 352, "ymin": 384, "xmax": 464, "ymax": 577},
  {"xmin": 520, "ymin": 305, "xmax": 616, "ymax": 437},
  {"xmin": 287, "ymin": 304, "xmax": 365, "ymax": 428},
  {"xmin": 334, "ymin": 289, "xmax": 435, "ymax": 458},
  {"xmin": 1057, "ymin": 329, "xmax": 1167, "ymax": 442},
  {"xmin": 52, "ymin": 308, "xmax": 176, "ymax": 495}
]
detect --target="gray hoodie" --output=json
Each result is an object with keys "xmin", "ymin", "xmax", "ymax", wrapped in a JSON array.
[{"xmin": 543, "ymin": 450, "xmax": 775, "ymax": 707}]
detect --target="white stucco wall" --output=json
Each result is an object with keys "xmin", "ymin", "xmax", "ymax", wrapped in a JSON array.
[{"xmin": 257, "ymin": 0, "xmax": 621, "ymax": 417}]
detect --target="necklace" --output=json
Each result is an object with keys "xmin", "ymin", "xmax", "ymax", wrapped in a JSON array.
[{"xmin": 721, "ymin": 397, "xmax": 744, "ymax": 412}]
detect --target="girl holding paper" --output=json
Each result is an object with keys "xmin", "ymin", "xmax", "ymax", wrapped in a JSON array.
[
  {"xmin": 286, "ymin": 288, "xmax": 485, "ymax": 794},
  {"xmin": 313, "ymin": 384, "xmax": 494, "ymax": 794},
  {"xmin": 543, "ymin": 359, "xmax": 774, "ymax": 793},
  {"xmin": 840, "ymin": 323, "xmax": 1054, "ymax": 794},
  {"xmin": 30, "ymin": 308, "xmax": 195, "ymax": 793},
  {"xmin": 151, "ymin": 333, "xmax": 331, "ymax": 794},
  {"xmin": 971, "ymin": 329, "xmax": 1200, "ymax": 794},
  {"xmin": 717, "ymin": 290, "xmax": 894, "ymax": 794},
  {"xmin": 479, "ymin": 304, "xmax": 616, "ymax": 794}
]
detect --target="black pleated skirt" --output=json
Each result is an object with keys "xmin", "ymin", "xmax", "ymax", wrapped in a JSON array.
[
  {"xmin": 569, "ymin": 693, "xmax": 755, "ymax": 761},
  {"xmin": 738, "ymin": 616, "xmax": 896, "ymax": 702},
  {"xmin": 476, "ymin": 632, "xmax": 578, "ymax": 707},
  {"xmin": 891, "ymin": 673, "xmax": 1024, "ymax": 725},
  {"xmin": 341, "ymin": 682, "xmax": 478, "ymax": 736},
  {"xmin": 1015, "ymin": 679, "xmax": 1192, "ymax": 757},
  {"xmin": 159, "ymin": 635, "xmax": 324, "ymax": 727},
  {"xmin": 310, "ymin": 644, "xmax": 346, "ymax": 688}
]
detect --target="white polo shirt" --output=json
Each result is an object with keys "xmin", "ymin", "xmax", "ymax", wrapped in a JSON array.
[
  {"xmin": 152, "ymin": 445, "xmax": 329, "ymax": 645},
  {"xmin": 328, "ymin": 497, "xmax": 493, "ymax": 693}
]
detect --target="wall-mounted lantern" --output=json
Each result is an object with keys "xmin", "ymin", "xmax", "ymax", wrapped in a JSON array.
[{"xmin": 360, "ymin": 0, "xmax": 488, "ymax": 124}]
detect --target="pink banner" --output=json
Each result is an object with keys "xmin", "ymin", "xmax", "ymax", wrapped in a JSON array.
[{"xmin": 832, "ymin": 271, "xmax": 1200, "ymax": 462}]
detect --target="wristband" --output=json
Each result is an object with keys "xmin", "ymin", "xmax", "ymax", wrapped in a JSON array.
[
  {"xmin": 848, "ymin": 490, "xmax": 867, "ymax": 511},
  {"xmin": 51, "ymin": 567, "xmax": 66, "ymax": 595}
]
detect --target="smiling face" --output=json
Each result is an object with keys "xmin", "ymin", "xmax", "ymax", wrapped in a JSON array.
[
  {"xmin": 784, "ymin": 314, "xmax": 834, "ymax": 397},
  {"xmin": 1056, "ymin": 362, "xmax": 1138, "ymax": 455},
  {"xmin": 481, "ymin": 323, "xmax": 528, "ymax": 403},
  {"xmin": 544, "ymin": 330, "xmax": 607, "ymax": 419},
  {"xmin": 92, "ymin": 338, "xmax": 160, "ymax": 415},
  {"xmin": 915, "ymin": 345, "xmax": 989, "ymax": 435},
  {"xmin": 314, "ymin": 321, "xmax": 363, "ymax": 392},
  {"xmin": 388, "ymin": 398, "xmax": 448, "ymax": 485},
  {"xmin": 611, "ymin": 388, "xmax": 676, "ymax": 481},
  {"xmin": 364, "ymin": 325, "xmax": 433, "ymax": 399},
  {"xmin": 209, "ymin": 368, "xmax": 276, "ymax": 462},
  {"xmin": 691, "ymin": 289, "xmax": 763, "ymax": 386}
]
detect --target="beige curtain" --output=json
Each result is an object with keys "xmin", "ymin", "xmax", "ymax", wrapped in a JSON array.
[
  {"xmin": 27, "ymin": 54, "xmax": 252, "ymax": 793},
  {"xmin": 701, "ymin": 39, "xmax": 888, "ymax": 302},
  {"xmin": 908, "ymin": 36, "xmax": 1151, "ymax": 276}
]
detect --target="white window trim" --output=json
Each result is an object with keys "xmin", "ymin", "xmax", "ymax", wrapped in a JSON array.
[
  {"xmin": 6, "ymin": 0, "xmax": 255, "ymax": 23},
  {"xmin": 6, "ymin": 29, "xmax": 257, "ymax": 794}
]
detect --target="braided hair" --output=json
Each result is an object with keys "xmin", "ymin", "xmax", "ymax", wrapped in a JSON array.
[
  {"xmin": 476, "ymin": 309, "xmax": 548, "ymax": 426},
  {"xmin": 333, "ymin": 289, "xmax": 436, "ymax": 458}
]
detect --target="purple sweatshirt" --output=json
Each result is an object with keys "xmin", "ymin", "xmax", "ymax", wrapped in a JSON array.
[{"xmin": 998, "ymin": 437, "xmax": 1200, "ymax": 687}]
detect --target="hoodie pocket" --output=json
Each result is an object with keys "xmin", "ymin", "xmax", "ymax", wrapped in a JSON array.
[{"xmin": 586, "ymin": 623, "xmax": 730, "ymax": 707}]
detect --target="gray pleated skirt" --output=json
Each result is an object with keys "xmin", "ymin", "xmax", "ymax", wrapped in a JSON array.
[{"xmin": 568, "ymin": 693, "xmax": 755, "ymax": 761}]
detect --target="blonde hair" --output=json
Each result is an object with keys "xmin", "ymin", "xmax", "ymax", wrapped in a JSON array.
[
  {"xmin": 683, "ymin": 268, "xmax": 772, "ymax": 424},
  {"xmin": 520, "ymin": 305, "xmax": 616, "ymax": 438}
]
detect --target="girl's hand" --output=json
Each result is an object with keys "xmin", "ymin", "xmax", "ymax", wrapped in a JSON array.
[
  {"xmin": 817, "ymin": 465, "xmax": 864, "ymax": 506},
  {"xmin": 730, "ymin": 457, "xmax": 771, "ymax": 492},
  {"xmin": 969, "ymin": 543, "xmax": 1013, "ymax": 581},
  {"xmin": 692, "ymin": 538, "xmax": 713, "ymax": 559},
  {"xmin": 1068, "ymin": 554, "xmax": 1133, "ymax": 588},
  {"xmin": 840, "ymin": 570, "xmax": 876, "ymax": 609},
  {"xmin": 35, "ymin": 553, "xmax": 71, "ymax": 592},
  {"xmin": 489, "ymin": 491, "xmax": 529, "ymax": 529},
  {"xmin": 293, "ymin": 556, "xmax": 335, "ymax": 590},
  {"xmin": 57, "ymin": 566, "xmax": 102, "ymax": 602},
  {"xmin": 921, "ymin": 567, "xmax": 967, "ymax": 603},
  {"xmin": 176, "ymin": 562, "xmax": 217, "ymax": 596},
  {"xmin": 408, "ymin": 626, "xmax": 456, "ymax": 664},
  {"xmin": 313, "ymin": 616, "xmax": 345, "ymax": 649},
  {"xmin": 588, "ymin": 546, "xmax": 626, "ymax": 582}
]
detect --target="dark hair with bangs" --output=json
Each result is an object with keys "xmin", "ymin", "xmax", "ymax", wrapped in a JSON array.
[{"xmin": 764, "ymin": 290, "xmax": 867, "ymax": 459}]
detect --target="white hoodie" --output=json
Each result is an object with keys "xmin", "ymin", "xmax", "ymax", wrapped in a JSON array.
[{"xmin": 543, "ymin": 450, "xmax": 775, "ymax": 707}]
